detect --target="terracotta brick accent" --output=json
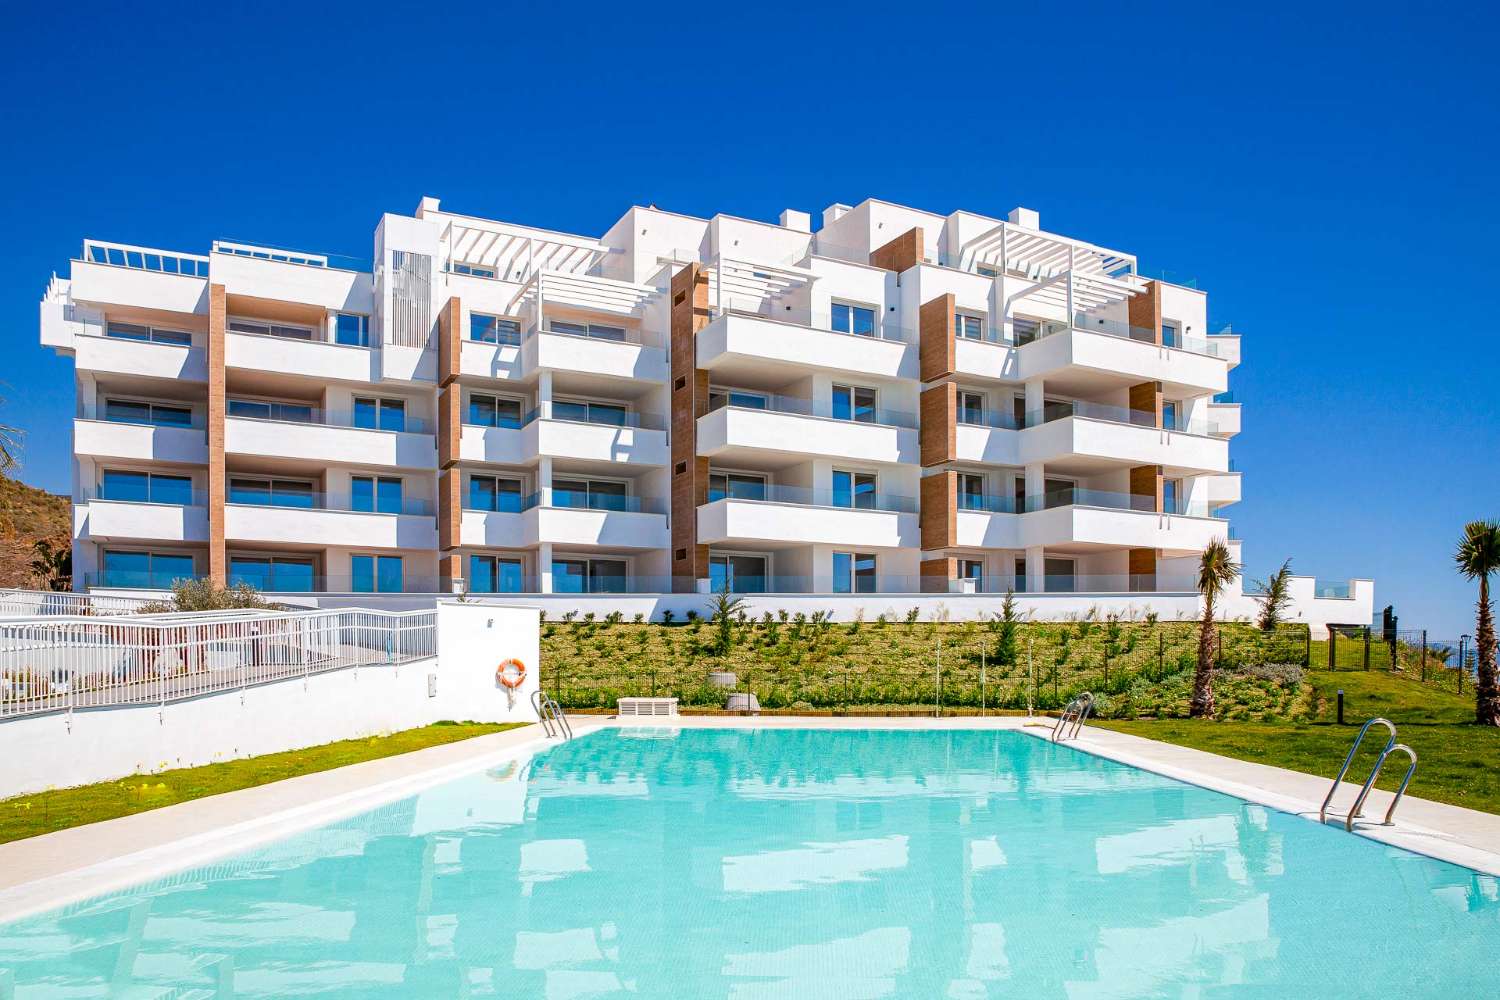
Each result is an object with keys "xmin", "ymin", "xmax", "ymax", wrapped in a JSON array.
[
  {"xmin": 1128, "ymin": 380, "xmax": 1163, "ymax": 427},
  {"xmin": 920, "ymin": 383, "xmax": 957, "ymax": 467},
  {"xmin": 670, "ymin": 264, "xmax": 712, "ymax": 591},
  {"xmin": 437, "ymin": 383, "xmax": 461, "ymax": 469},
  {"xmin": 920, "ymin": 471, "xmax": 957, "ymax": 551},
  {"xmin": 438, "ymin": 468, "xmax": 461, "ymax": 552},
  {"xmin": 869, "ymin": 227, "xmax": 924, "ymax": 272},
  {"xmin": 1129, "ymin": 464, "xmax": 1163, "ymax": 513},
  {"xmin": 206, "ymin": 283, "xmax": 227, "ymax": 586},
  {"xmin": 437, "ymin": 296, "xmax": 461, "ymax": 387},
  {"xmin": 1127, "ymin": 280, "xmax": 1162, "ymax": 344},
  {"xmin": 919, "ymin": 294, "xmax": 955, "ymax": 382},
  {"xmin": 1128, "ymin": 547, "xmax": 1157, "ymax": 591},
  {"xmin": 920, "ymin": 556, "xmax": 957, "ymax": 594},
  {"xmin": 439, "ymin": 552, "xmax": 462, "ymax": 591}
]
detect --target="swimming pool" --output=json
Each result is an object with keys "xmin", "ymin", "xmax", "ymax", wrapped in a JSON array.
[{"xmin": 2, "ymin": 727, "xmax": 1497, "ymax": 997}]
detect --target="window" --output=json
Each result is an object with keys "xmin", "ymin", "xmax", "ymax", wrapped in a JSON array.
[
  {"xmin": 352, "ymin": 476, "xmax": 404, "ymax": 514},
  {"xmin": 832, "ymin": 385, "xmax": 877, "ymax": 424},
  {"xmin": 467, "ymin": 393, "xmax": 525, "ymax": 428},
  {"xmin": 954, "ymin": 312, "xmax": 984, "ymax": 341},
  {"xmin": 708, "ymin": 388, "xmax": 769, "ymax": 411},
  {"xmin": 833, "ymin": 552, "xmax": 876, "ymax": 594},
  {"xmin": 553, "ymin": 558, "xmax": 627, "ymax": 594},
  {"xmin": 957, "ymin": 390, "xmax": 986, "ymax": 425},
  {"xmin": 552, "ymin": 479, "xmax": 629, "ymax": 511},
  {"xmin": 228, "ymin": 318, "xmax": 316, "ymax": 341},
  {"xmin": 1044, "ymin": 557, "xmax": 1076, "ymax": 593},
  {"xmin": 976, "ymin": 265, "xmax": 1000, "ymax": 278},
  {"xmin": 832, "ymin": 470, "xmax": 877, "ymax": 509},
  {"xmin": 830, "ymin": 302, "xmax": 876, "ymax": 337},
  {"xmin": 957, "ymin": 473, "xmax": 985, "ymax": 511},
  {"xmin": 229, "ymin": 555, "xmax": 315, "ymax": 592},
  {"xmin": 104, "ymin": 399, "xmax": 193, "ymax": 428},
  {"xmin": 1043, "ymin": 478, "xmax": 1076, "ymax": 509},
  {"xmin": 1013, "ymin": 396, "xmax": 1027, "ymax": 430},
  {"xmin": 1014, "ymin": 557, "xmax": 1028, "ymax": 592},
  {"xmin": 709, "ymin": 553, "xmax": 768, "ymax": 594},
  {"xmin": 229, "ymin": 477, "xmax": 316, "ymax": 508},
  {"xmin": 1161, "ymin": 320, "xmax": 1180, "ymax": 348},
  {"xmin": 335, "ymin": 313, "xmax": 369, "ymax": 347},
  {"xmin": 353, "ymin": 397, "xmax": 406, "ymax": 432},
  {"xmin": 468, "ymin": 475, "xmax": 524, "ymax": 512},
  {"xmin": 470, "ymin": 314, "xmax": 521, "ymax": 345},
  {"xmin": 228, "ymin": 398, "xmax": 315, "ymax": 423},
  {"xmin": 452, "ymin": 262, "xmax": 497, "ymax": 279},
  {"xmin": 469, "ymin": 555, "xmax": 525, "ymax": 594},
  {"xmin": 1162, "ymin": 478, "xmax": 1182, "ymax": 514},
  {"xmin": 102, "ymin": 550, "xmax": 196, "ymax": 589},
  {"xmin": 1161, "ymin": 400, "xmax": 1179, "ymax": 431},
  {"xmin": 352, "ymin": 554, "xmax": 403, "ymax": 593},
  {"xmin": 106, "ymin": 322, "xmax": 191, "ymax": 346},
  {"xmin": 959, "ymin": 559, "xmax": 984, "ymax": 585},
  {"xmin": 1013, "ymin": 317, "xmax": 1041, "ymax": 346},
  {"xmin": 552, "ymin": 398, "xmax": 628, "ymax": 426},
  {"xmin": 101, "ymin": 470, "xmax": 194, "ymax": 505},
  {"xmin": 709, "ymin": 471, "xmax": 767, "ymax": 502},
  {"xmin": 549, "ymin": 320, "xmax": 627, "ymax": 342}
]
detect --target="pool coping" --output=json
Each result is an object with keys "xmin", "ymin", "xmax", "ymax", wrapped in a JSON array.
[{"xmin": 1, "ymin": 714, "xmax": 1496, "ymax": 924}]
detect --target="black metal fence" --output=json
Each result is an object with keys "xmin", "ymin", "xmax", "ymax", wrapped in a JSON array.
[{"xmin": 1325, "ymin": 625, "xmax": 1476, "ymax": 694}]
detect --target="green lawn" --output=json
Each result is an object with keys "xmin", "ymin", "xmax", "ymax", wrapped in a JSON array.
[{"xmin": 0, "ymin": 721, "xmax": 525, "ymax": 845}]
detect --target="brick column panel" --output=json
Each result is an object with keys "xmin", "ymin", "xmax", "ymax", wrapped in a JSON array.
[
  {"xmin": 437, "ymin": 383, "xmax": 461, "ymax": 468},
  {"xmin": 919, "ymin": 383, "xmax": 957, "ymax": 467},
  {"xmin": 920, "ymin": 556, "xmax": 958, "ymax": 594},
  {"xmin": 438, "ymin": 468, "xmax": 461, "ymax": 552},
  {"xmin": 207, "ymin": 283, "xmax": 227, "ymax": 586},
  {"xmin": 920, "ymin": 471, "xmax": 958, "ymax": 551},
  {"xmin": 1128, "ymin": 380, "xmax": 1163, "ymax": 428},
  {"xmin": 438, "ymin": 296, "xmax": 461, "ymax": 387},
  {"xmin": 919, "ymin": 293, "xmax": 956, "ymax": 383},
  {"xmin": 1127, "ymin": 280, "xmax": 1162, "ymax": 345},
  {"xmin": 1129, "ymin": 464, "xmax": 1164, "ymax": 513},
  {"xmin": 670, "ymin": 263, "xmax": 712, "ymax": 591},
  {"xmin": 870, "ymin": 227, "xmax": 924, "ymax": 272}
]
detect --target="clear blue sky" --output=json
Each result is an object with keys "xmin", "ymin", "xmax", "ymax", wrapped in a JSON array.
[{"xmin": 2, "ymin": 4, "xmax": 1496, "ymax": 635}]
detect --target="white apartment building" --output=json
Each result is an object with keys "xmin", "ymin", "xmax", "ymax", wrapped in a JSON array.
[{"xmin": 37, "ymin": 194, "xmax": 1370, "ymax": 623}]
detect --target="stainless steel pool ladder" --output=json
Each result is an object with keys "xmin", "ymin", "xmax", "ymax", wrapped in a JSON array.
[
  {"xmin": 531, "ymin": 689, "xmax": 574, "ymax": 740},
  {"xmin": 1051, "ymin": 692, "xmax": 1093, "ymax": 742},
  {"xmin": 1319, "ymin": 717, "xmax": 1418, "ymax": 831}
]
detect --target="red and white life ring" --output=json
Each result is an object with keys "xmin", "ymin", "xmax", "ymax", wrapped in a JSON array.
[{"xmin": 496, "ymin": 658, "xmax": 527, "ymax": 689}]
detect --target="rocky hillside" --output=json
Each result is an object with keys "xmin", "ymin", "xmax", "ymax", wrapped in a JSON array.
[{"xmin": 0, "ymin": 475, "xmax": 71, "ymax": 588}]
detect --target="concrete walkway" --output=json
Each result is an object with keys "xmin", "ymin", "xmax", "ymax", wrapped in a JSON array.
[{"xmin": 2, "ymin": 714, "xmax": 1496, "ymax": 924}]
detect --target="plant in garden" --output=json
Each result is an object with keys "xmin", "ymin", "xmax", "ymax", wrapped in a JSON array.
[
  {"xmin": 905, "ymin": 607, "xmax": 920, "ymax": 631},
  {"xmin": 708, "ymin": 586, "xmax": 747, "ymax": 657},
  {"xmin": 661, "ymin": 610, "xmax": 674, "ymax": 627},
  {"xmin": 1454, "ymin": 520, "xmax": 1500, "ymax": 726},
  {"xmin": 685, "ymin": 609, "xmax": 699, "ymax": 625},
  {"xmin": 1254, "ymin": 559, "xmax": 1294, "ymax": 631},
  {"xmin": 138, "ymin": 579, "xmax": 271, "ymax": 613},
  {"xmin": 604, "ymin": 610, "xmax": 623, "ymax": 627},
  {"xmin": 993, "ymin": 591, "xmax": 1019, "ymax": 669},
  {"xmin": 633, "ymin": 612, "xmax": 645, "ymax": 624},
  {"xmin": 1191, "ymin": 538, "xmax": 1241, "ymax": 718}
]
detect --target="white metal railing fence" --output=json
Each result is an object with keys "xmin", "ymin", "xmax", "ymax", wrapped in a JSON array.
[
  {"xmin": 0, "ymin": 589, "xmax": 156, "ymax": 619},
  {"xmin": 0, "ymin": 608, "xmax": 437, "ymax": 720}
]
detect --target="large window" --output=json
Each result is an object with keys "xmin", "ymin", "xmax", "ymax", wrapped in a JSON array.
[
  {"xmin": 1161, "ymin": 320, "xmax": 1181, "ymax": 348},
  {"xmin": 102, "ymin": 550, "xmax": 196, "ymax": 589},
  {"xmin": 352, "ymin": 554, "xmax": 403, "ymax": 593},
  {"xmin": 229, "ymin": 477, "xmax": 316, "ymax": 508},
  {"xmin": 353, "ymin": 396, "xmax": 406, "ymax": 432},
  {"xmin": 832, "ymin": 470, "xmax": 877, "ymax": 509},
  {"xmin": 830, "ymin": 302, "xmax": 876, "ymax": 337},
  {"xmin": 1044, "ymin": 557, "xmax": 1076, "ymax": 593},
  {"xmin": 471, "ymin": 314, "xmax": 521, "ymax": 345},
  {"xmin": 833, "ymin": 552, "xmax": 876, "ymax": 594},
  {"xmin": 957, "ymin": 473, "xmax": 985, "ymax": 511},
  {"xmin": 228, "ymin": 318, "xmax": 315, "ymax": 341},
  {"xmin": 708, "ymin": 387, "xmax": 769, "ymax": 411},
  {"xmin": 832, "ymin": 385, "xmax": 877, "ymax": 424},
  {"xmin": 959, "ymin": 559, "xmax": 984, "ymax": 588},
  {"xmin": 351, "ymin": 476, "xmax": 403, "ymax": 514},
  {"xmin": 709, "ymin": 553, "xmax": 767, "ymax": 594},
  {"xmin": 1162, "ymin": 478, "xmax": 1181, "ymax": 515},
  {"xmin": 469, "ymin": 555, "xmax": 525, "ymax": 594},
  {"xmin": 957, "ymin": 390, "xmax": 986, "ymax": 425},
  {"xmin": 468, "ymin": 475, "xmax": 524, "ymax": 513},
  {"xmin": 453, "ymin": 262, "xmax": 497, "ymax": 279},
  {"xmin": 551, "ymin": 398, "xmax": 628, "ymax": 426},
  {"xmin": 228, "ymin": 398, "xmax": 315, "ymax": 423},
  {"xmin": 335, "ymin": 313, "xmax": 369, "ymax": 347},
  {"xmin": 552, "ymin": 479, "xmax": 628, "ymax": 511},
  {"xmin": 1013, "ymin": 317, "xmax": 1041, "ymax": 346},
  {"xmin": 104, "ymin": 398, "xmax": 193, "ymax": 428},
  {"xmin": 467, "ymin": 393, "xmax": 525, "ymax": 428},
  {"xmin": 106, "ymin": 322, "xmax": 191, "ymax": 346},
  {"xmin": 552, "ymin": 558, "xmax": 627, "ymax": 594},
  {"xmin": 549, "ymin": 320, "xmax": 626, "ymax": 342},
  {"xmin": 101, "ymin": 470, "xmax": 194, "ymax": 505},
  {"xmin": 1161, "ymin": 400, "xmax": 1178, "ymax": 431},
  {"xmin": 954, "ymin": 312, "xmax": 984, "ymax": 341},
  {"xmin": 228, "ymin": 555, "xmax": 314, "ymax": 592},
  {"xmin": 708, "ymin": 471, "xmax": 767, "ymax": 502}
]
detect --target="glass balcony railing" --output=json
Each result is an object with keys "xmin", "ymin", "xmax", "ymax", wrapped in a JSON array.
[
  {"xmin": 705, "ymin": 484, "xmax": 918, "ymax": 514},
  {"xmin": 1314, "ymin": 580, "xmax": 1354, "ymax": 599},
  {"xmin": 226, "ymin": 402, "xmax": 433, "ymax": 435},
  {"xmin": 956, "ymin": 408, "xmax": 1022, "ymax": 430},
  {"xmin": 1026, "ymin": 400, "xmax": 1219, "ymax": 436},
  {"xmin": 226, "ymin": 491, "xmax": 434, "ymax": 517},
  {"xmin": 82, "ymin": 240, "xmax": 210, "ymax": 278},
  {"xmin": 704, "ymin": 392, "xmax": 917, "ymax": 429},
  {"xmin": 956, "ymin": 494, "xmax": 1019, "ymax": 514},
  {"xmin": 1023, "ymin": 487, "xmax": 1215, "ymax": 518},
  {"xmin": 83, "ymin": 483, "xmax": 208, "ymax": 506},
  {"xmin": 533, "ymin": 490, "xmax": 666, "ymax": 515}
]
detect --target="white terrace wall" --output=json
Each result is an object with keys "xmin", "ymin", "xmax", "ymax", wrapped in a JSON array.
[{"xmin": 0, "ymin": 602, "xmax": 540, "ymax": 798}]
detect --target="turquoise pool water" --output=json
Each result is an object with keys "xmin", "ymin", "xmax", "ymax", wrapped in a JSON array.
[{"xmin": 2, "ymin": 728, "xmax": 1497, "ymax": 997}]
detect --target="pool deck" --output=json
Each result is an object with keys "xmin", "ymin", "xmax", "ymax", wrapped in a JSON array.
[{"xmin": 2, "ymin": 714, "xmax": 1497, "ymax": 923}]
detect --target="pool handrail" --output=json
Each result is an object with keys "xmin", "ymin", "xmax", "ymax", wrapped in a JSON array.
[
  {"xmin": 1345, "ymin": 742, "xmax": 1418, "ymax": 831},
  {"xmin": 1319, "ymin": 717, "xmax": 1397, "ymax": 824},
  {"xmin": 1052, "ymin": 692, "xmax": 1093, "ymax": 742}
]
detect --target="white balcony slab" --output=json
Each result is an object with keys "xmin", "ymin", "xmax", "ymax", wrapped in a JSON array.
[
  {"xmin": 211, "ymin": 252, "xmax": 372, "ymax": 313},
  {"xmin": 697, "ymin": 407, "xmax": 915, "ymax": 466},
  {"xmin": 69, "ymin": 260, "xmax": 208, "ymax": 316},
  {"xmin": 955, "ymin": 510, "xmax": 1020, "ymax": 550},
  {"xmin": 380, "ymin": 343, "xmax": 437, "ymax": 383},
  {"xmin": 461, "ymin": 508, "xmax": 667, "ymax": 550},
  {"xmin": 1021, "ymin": 505, "xmax": 1230, "ymax": 555},
  {"xmin": 77, "ymin": 501, "xmax": 208, "ymax": 544},
  {"xmin": 1018, "ymin": 329, "xmax": 1228, "ymax": 394},
  {"xmin": 76, "ymin": 336, "xmax": 206, "ymax": 382},
  {"xmin": 225, "ymin": 506, "xmax": 436, "ymax": 550},
  {"xmin": 225, "ymin": 333, "xmax": 378, "ymax": 383},
  {"xmin": 460, "ymin": 340, "xmax": 524, "ymax": 381},
  {"xmin": 697, "ymin": 312, "xmax": 914, "ymax": 382},
  {"xmin": 459, "ymin": 421, "xmax": 667, "ymax": 467},
  {"xmin": 1018, "ymin": 417, "xmax": 1229, "ymax": 474},
  {"xmin": 227, "ymin": 417, "xmax": 436, "ymax": 470},
  {"xmin": 74, "ymin": 419, "xmax": 208, "ymax": 465},
  {"xmin": 525, "ymin": 332, "xmax": 667, "ymax": 383},
  {"xmin": 1207, "ymin": 473, "xmax": 1242, "ymax": 506},
  {"xmin": 1209, "ymin": 335, "xmax": 1241, "ymax": 368},
  {"xmin": 1208, "ymin": 402, "xmax": 1241, "ymax": 437},
  {"xmin": 697, "ymin": 499, "xmax": 916, "ymax": 549},
  {"xmin": 954, "ymin": 339, "xmax": 1020, "ymax": 382}
]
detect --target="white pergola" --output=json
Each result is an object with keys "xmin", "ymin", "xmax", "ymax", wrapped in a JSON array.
[
  {"xmin": 956, "ymin": 222, "xmax": 1147, "ymax": 318},
  {"xmin": 508, "ymin": 269, "xmax": 662, "ymax": 327},
  {"xmin": 440, "ymin": 219, "xmax": 607, "ymax": 282},
  {"xmin": 706, "ymin": 256, "xmax": 817, "ymax": 316}
]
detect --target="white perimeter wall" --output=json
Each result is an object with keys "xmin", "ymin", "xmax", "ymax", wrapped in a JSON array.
[{"xmin": 0, "ymin": 602, "xmax": 540, "ymax": 798}]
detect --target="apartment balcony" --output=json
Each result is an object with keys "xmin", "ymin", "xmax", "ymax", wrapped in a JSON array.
[
  {"xmin": 1021, "ymin": 490, "xmax": 1230, "ymax": 555},
  {"xmin": 459, "ymin": 407, "xmax": 667, "ymax": 467},
  {"xmin": 75, "ymin": 330, "xmax": 207, "ymax": 382},
  {"xmin": 1208, "ymin": 400, "xmax": 1241, "ymax": 437},
  {"xmin": 225, "ymin": 497, "xmax": 437, "ymax": 550},
  {"xmin": 461, "ymin": 493, "xmax": 668, "ymax": 550},
  {"xmin": 69, "ymin": 246, "xmax": 209, "ymax": 315},
  {"xmin": 696, "ymin": 311, "xmax": 914, "ymax": 383},
  {"xmin": 1016, "ymin": 323, "xmax": 1228, "ymax": 394},
  {"xmin": 74, "ymin": 418, "xmax": 208, "ymax": 465},
  {"xmin": 1018, "ymin": 406, "xmax": 1228, "ymax": 473},
  {"xmin": 522, "ymin": 326, "xmax": 667, "ymax": 383},
  {"xmin": 76, "ymin": 498, "xmax": 209, "ymax": 544},
  {"xmin": 226, "ymin": 413, "xmax": 437, "ymax": 470},
  {"xmin": 697, "ymin": 488, "xmax": 918, "ymax": 549},
  {"xmin": 1206, "ymin": 472, "xmax": 1243, "ymax": 507},
  {"xmin": 225, "ymin": 330, "xmax": 379, "ymax": 384},
  {"xmin": 210, "ymin": 242, "xmax": 373, "ymax": 313},
  {"xmin": 696, "ymin": 397, "xmax": 917, "ymax": 466}
]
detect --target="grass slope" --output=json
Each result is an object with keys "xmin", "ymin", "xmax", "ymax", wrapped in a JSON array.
[{"xmin": 0, "ymin": 721, "xmax": 523, "ymax": 844}]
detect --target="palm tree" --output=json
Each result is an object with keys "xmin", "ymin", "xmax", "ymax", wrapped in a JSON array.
[
  {"xmin": 1190, "ymin": 538, "xmax": 1241, "ymax": 718},
  {"xmin": 1455, "ymin": 520, "xmax": 1500, "ymax": 726},
  {"xmin": 1254, "ymin": 558, "xmax": 1294, "ymax": 631},
  {"xmin": 29, "ymin": 539, "xmax": 71, "ymax": 591}
]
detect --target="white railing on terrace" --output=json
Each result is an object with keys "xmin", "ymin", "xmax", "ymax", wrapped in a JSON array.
[
  {"xmin": 0, "ymin": 607, "xmax": 437, "ymax": 720},
  {"xmin": 0, "ymin": 589, "xmax": 155, "ymax": 619},
  {"xmin": 81, "ymin": 240, "xmax": 210, "ymax": 278}
]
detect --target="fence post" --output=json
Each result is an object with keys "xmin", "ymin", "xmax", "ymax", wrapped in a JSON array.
[
  {"xmin": 1328, "ymin": 629, "xmax": 1336, "ymax": 669},
  {"xmin": 1157, "ymin": 632, "xmax": 1164, "ymax": 674},
  {"xmin": 1363, "ymin": 627, "xmax": 1370, "ymax": 670},
  {"xmin": 1420, "ymin": 630, "xmax": 1427, "ymax": 682},
  {"xmin": 1304, "ymin": 628, "xmax": 1311, "ymax": 667},
  {"xmin": 980, "ymin": 650, "xmax": 986, "ymax": 717}
]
